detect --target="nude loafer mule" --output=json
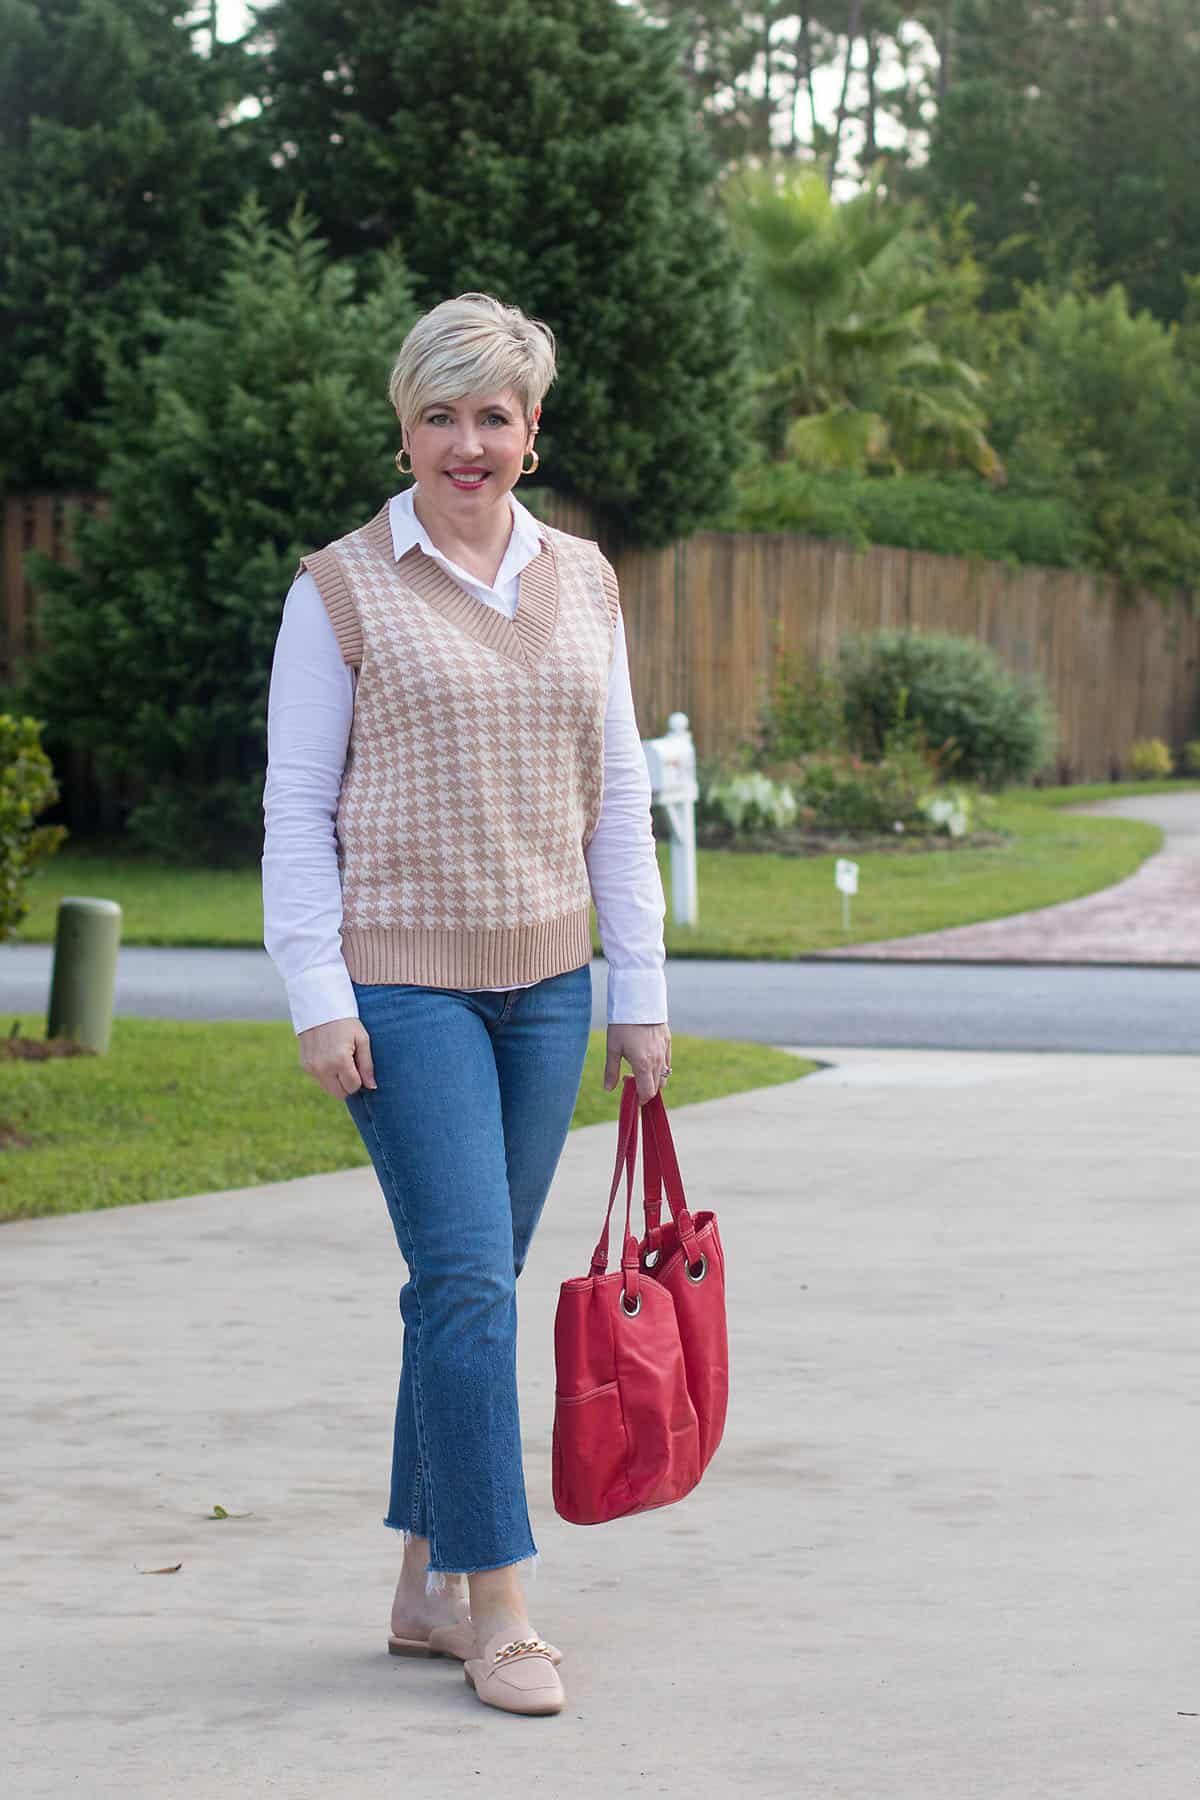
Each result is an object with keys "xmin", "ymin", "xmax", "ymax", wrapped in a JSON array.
[{"xmin": 462, "ymin": 1633, "xmax": 566, "ymax": 1716}]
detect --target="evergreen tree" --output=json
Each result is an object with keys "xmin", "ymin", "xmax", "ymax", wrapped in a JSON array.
[
  {"xmin": 637, "ymin": 4, "xmax": 935, "ymax": 184},
  {"xmin": 972, "ymin": 279, "xmax": 1200, "ymax": 595},
  {"xmin": 0, "ymin": 0, "xmax": 260, "ymax": 489},
  {"xmin": 901, "ymin": 0, "xmax": 1200, "ymax": 326},
  {"xmin": 23, "ymin": 200, "xmax": 418, "ymax": 859},
  {"xmin": 249, "ymin": 0, "xmax": 751, "ymax": 544}
]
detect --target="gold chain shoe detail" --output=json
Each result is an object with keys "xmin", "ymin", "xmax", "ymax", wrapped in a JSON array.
[{"xmin": 493, "ymin": 1637, "xmax": 552, "ymax": 1664}]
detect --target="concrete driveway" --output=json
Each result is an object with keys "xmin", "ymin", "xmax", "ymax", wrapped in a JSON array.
[{"xmin": 5, "ymin": 1049, "xmax": 1199, "ymax": 1798}]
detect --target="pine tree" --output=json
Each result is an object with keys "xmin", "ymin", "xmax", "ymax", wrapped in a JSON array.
[
  {"xmin": 0, "ymin": 0, "xmax": 260, "ymax": 489},
  {"xmin": 901, "ymin": 0, "xmax": 1200, "ymax": 326},
  {"xmin": 23, "ymin": 200, "xmax": 418, "ymax": 859},
  {"xmin": 249, "ymin": 0, "xmax": 751, "ymax": 543}
]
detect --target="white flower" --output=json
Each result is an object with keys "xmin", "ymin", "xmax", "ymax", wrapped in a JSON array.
[
  {"xmin": 917, "ymin": 789, "xmax": 973, "ymax": 836},
  {"xmin": 709, "ymin": 770, "xmax": 797, "ymax": 833}
]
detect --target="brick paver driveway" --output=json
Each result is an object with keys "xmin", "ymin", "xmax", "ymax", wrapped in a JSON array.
[{"xmin": 825, "ymin": 790, "xmax": 1200, "ymax": 965}]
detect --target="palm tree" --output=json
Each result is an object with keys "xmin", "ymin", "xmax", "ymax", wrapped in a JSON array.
[{"xmin": 720, "ymin": 158, "xmax": 1003, "ymax": 481}]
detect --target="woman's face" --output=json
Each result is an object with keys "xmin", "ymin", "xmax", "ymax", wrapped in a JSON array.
[{"xmin": 402, "ymin": 386, "xmax": 539, "ymax": 510}]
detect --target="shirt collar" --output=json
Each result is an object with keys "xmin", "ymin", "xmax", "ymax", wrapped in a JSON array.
[{"xmin": 388, "ymin": 483, "xmax": 549, "ymax": 581}]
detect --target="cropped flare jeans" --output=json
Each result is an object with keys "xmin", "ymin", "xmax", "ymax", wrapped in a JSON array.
[{"xmin": 343, "ymin": 962, "xmax": 593, "ymax": 1580}]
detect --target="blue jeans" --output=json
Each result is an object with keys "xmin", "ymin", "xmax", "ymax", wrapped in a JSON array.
[{"xmin": 343, "ymin": 962, "xmax": 593, "ymax": 1578}]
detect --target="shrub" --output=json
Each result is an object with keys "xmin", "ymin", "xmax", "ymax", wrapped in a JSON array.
[
  {"xmin": 715, "ymin": 465, "xmax": 1090, "ymax": 570},
  {"xmin": 1180, "ymin": 741, "xmax": 1200, "ymax": 775},
  {"xmin": 701, "ymin": 738, "xmax": 977, "ymax": 842},
  {"xmin": 1128, "ymin": 738, "xmax": 1174, "ymax": 779},
  {"xmin": 786, "ymin": 746, "xmax": 936, "ymax": 836},
  {"xmin": 756, "ymin": 636, "xmax": 847, "ymax": 761},
  {"xmin": 838, "ymin": 628, "xmax": 1056, "ymax": 787},
  {"xmin": 0, "ymin": 714, "xmax": 67, "ymax": 940}
]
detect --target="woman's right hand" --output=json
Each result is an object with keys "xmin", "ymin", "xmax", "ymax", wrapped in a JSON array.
[{"xmin": 298, "ymin": 1017, "xmax": 377, "ymax": 1099}]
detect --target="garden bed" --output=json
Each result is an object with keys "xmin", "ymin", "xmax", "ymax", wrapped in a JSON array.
[{"xmin": 694, "ymin": 821, "xmax": 1010, "ymax": 857}]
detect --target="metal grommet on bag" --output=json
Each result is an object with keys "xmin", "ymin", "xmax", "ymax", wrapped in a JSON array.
[
  {"xmin": 685, "ymin": 1253, "xmax": 708, "ymax": 1284},
  {"xmin": 620, "ymin": 1289, "xmax": 642, "ymax": 1317}
]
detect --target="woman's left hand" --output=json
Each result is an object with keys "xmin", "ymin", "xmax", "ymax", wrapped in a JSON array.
[{"xmin": 603, "ymin": 1022, "xmax": 672, "ymax": 1104}]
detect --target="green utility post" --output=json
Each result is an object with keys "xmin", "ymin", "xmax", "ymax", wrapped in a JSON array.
[{"xmin": 47, "ymin": 897, "xmax": 122, "ymax": 1054}]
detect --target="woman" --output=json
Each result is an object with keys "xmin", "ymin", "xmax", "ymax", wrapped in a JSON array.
[{"xmin": 261, "ymin": 292, "xmax": 670, "ymax": 1717}]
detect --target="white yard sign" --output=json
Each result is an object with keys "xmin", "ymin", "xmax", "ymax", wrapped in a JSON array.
[{"xmin": 835, "ymin": 857, "xmax": 860, "ymax": 932}]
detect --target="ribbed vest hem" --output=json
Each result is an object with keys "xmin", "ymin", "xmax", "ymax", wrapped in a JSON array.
[{"xmin": 341, "ymin": 907, "xmax": 594, "ymax": 988}]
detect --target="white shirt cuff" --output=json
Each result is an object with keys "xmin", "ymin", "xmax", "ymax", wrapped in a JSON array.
[
  {"xmin": 606, "ymin": 964, "xmax": 669, "ymax": 1027},
  {"xmin": 286, "ymin": 961, "xmax": 360, "ymax": 1036}
]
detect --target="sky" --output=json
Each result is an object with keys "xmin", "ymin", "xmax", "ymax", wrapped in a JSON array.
[{"xmin": 211, "ymin": 0, "xmax": 251, "ymax": 45}]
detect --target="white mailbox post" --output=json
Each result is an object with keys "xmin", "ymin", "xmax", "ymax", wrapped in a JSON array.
[{"xmin": 642, "ymin": 711, "xmax": 699, "ymax": 927}]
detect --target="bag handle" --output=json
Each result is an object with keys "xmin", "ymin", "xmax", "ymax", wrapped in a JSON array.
[
  {"xmin": 589, "ymin": 1077, "xmax": 643, "ymax": 1312},
  {"xmin": 640, "ymin": 1091, "xmax": 702, "ymax": 1271}
]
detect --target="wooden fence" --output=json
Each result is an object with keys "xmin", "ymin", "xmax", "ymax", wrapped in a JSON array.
[
  {"xmin": 6, "ymin": 488, "xmax": 1200, "ymax": 784},
  {"xmin": 0, "ymin": 492, "xmax": 108, "ymax": 689},
  {"xmin": 534, "ymin": 495, "xmax": 1200, "ymax": 781}
]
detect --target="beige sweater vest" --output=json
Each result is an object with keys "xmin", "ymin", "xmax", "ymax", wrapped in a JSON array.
[{"xmin": 297, "ymin": 498, "xmax": 618, "ymax": 989}]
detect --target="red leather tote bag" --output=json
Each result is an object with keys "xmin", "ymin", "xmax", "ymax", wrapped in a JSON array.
[
  {"xmin": 552, "ymin": 1076, "xmax": 728, "ymax": 1526},
  {"xmin": 638, "ymin": 1084, "xmax": 729, "ymax": 1470}
]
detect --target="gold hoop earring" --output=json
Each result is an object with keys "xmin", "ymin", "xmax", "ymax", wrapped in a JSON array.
[
  {"xmin": 520, "ymin": 448, "xmax": 540, "ymax": 476},
  {"xmin": 395, "ymin": 448, "xmax": 413, "ymax": 476}
]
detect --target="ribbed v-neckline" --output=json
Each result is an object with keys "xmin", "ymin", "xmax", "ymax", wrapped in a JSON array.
[{"xmin": 362, "ymin": 503, "xmax": 558, "ymax": 670}]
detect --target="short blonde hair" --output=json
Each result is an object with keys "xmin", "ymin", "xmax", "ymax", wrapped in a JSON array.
[{"xmin": 388, "ymin": 292, "xmax": 557, "ymax": 431}]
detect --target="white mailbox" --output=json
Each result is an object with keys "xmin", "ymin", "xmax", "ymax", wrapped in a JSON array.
[{"xmin": 642, "ymin": 712, "xmax": 699, "ymax": 927}]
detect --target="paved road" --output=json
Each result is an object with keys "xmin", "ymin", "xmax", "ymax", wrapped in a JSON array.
[
  {"xmin": 4, "ymin": 940, "xmax": 1200, "ymax": 1053},
  {"xmin": 8, "ymin": 792, "xmax": 1199, "ymax": 1052},
  {"xmin": 6, "ymin": 1050, "xmax": 1199, "ymax": 1797}
]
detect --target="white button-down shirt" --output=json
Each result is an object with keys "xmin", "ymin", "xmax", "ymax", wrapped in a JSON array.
[{"xmin": 262, "ymin": 485, "xmax": 669, "ymax": 1034}]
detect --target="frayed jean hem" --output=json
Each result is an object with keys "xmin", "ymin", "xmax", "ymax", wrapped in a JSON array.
[{"xmin": 382, "ymin": 1523, "xmax": 540, "ymax": 1594}]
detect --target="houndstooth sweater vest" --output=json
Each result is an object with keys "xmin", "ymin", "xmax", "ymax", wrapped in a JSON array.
[{"xmin": 296, "ymin": 498, "xmax": 618, "ymax": 989}]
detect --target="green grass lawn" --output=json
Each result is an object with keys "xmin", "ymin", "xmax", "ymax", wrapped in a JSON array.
[
  {"xmin": 0, "ymin": 1018, "xmax": 816, "ymax": 1225},
  {"xmin": 6, "ymin": 779, "xmax": 1189, "ymax": 1224},
  {"xmin": 14, "ymin": 784, "xmax": 1181, "ymax": 957},
  {"xmin": 1022, "ymin": 779, "xmax": 1195, "ymax": 807},
  {"xmin": 664, "ymin": 794, "xmax": 1164, "ymax": 957}
]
